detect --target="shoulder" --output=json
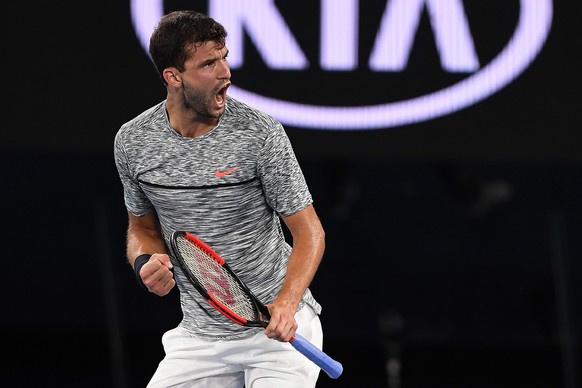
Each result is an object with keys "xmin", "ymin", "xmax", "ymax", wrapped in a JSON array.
[
  {"xmin": 224, "ymin": 96, "xmax": 281, "ymax": 128},
  {"xmin": 115, "ymin": 101, "xmax": 166, "ymax": 143}
]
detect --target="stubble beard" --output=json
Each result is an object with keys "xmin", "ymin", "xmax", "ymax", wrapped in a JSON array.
[{"xmin": 181, "ymin": 81, "xmax": 222, "ymax": 120}]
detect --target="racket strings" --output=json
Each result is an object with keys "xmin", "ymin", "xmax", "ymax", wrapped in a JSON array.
[{"xmin": 176, "ymin": 237, "xmax": 257, "ymax": 320}]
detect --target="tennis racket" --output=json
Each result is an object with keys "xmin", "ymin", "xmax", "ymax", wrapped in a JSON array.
[{"xmin": 170, "ymin": 231, "xmax": 343, "ymax": 379}]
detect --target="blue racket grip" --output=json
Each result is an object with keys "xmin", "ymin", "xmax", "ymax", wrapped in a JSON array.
[{"xmin": 290, "ymin": 333, "xmax": 343, "ymax": 379}]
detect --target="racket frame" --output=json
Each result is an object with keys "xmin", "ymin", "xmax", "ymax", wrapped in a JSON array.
[{"xmin": 171, "ymin": 231, "xmax": 268, "ymax": 327}]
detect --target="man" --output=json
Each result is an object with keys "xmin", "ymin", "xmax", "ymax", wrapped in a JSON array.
[{"xmin": 114, "ymin": 10, "xmax": 326, "ymax": 387}]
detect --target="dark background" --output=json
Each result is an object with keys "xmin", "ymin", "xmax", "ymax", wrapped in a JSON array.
[{"xmin": 2, "ymin": 1, "xmax": 581, "ymax": 387}]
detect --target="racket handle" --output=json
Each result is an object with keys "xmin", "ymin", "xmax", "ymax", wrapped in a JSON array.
[{"xmin": 290, "ymin": 334, "xmax": 343, "ymax": 379}]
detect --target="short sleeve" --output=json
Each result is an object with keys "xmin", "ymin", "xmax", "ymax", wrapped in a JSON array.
[
  {"xmin": 113, "ymin": 129, "xmax": 155, "ymax": 216},
  {"xmin": 257, "ymin": 122, "xmax": 312, "ymax": 217}
]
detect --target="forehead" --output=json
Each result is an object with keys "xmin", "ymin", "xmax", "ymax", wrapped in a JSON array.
[{"xmin": 186, "ymin": 41, "xmax": 227, "ymax": 60}]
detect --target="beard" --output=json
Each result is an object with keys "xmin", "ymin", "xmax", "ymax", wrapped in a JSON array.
[{"xmin": 181, "ymin": 80, "xmax": 223, "ymax": 119}]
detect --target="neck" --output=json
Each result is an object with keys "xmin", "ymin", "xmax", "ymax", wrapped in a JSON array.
[{"xmin": 165, "ymin": 99, "xmax": 218, "ymax": 138}]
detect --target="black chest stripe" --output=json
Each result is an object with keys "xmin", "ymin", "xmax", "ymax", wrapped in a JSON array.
[{"xmin": 137, "ymin": 177, "xmax": 258, "ymax": 190}]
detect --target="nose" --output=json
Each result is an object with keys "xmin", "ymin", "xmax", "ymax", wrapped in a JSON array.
[{"xmin": 219, "ymin": 58, "xmax": 231, "ymax": 79}]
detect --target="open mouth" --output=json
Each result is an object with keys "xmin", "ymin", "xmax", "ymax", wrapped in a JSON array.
[{"xmin": 216, "ymin": 83, "xmax": 230, "ymax": 108}]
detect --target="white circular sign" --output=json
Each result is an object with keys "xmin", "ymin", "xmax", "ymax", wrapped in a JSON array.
[{"xmin": 130, "ymin": 0, "xmax": 553, "ymax": 130}]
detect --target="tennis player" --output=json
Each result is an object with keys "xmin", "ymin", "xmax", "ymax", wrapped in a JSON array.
[{"xmin": 114, "ymin": 10, "xmax": 327, "ymax": 387}]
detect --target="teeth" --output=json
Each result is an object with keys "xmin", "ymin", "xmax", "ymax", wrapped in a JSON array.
[{"xmin": 216, "ymin": 88, "xmax": 226, "ymax": 106}]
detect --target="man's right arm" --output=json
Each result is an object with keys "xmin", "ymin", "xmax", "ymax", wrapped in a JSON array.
[{"xmin": 127, "ymin": 212, "xmax": 175, "ymax": 296}]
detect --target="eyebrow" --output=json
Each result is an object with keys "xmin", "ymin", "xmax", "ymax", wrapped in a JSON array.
[{"xmin": 204, "ymin": 48, "xmax": 229, "ymax": 64}]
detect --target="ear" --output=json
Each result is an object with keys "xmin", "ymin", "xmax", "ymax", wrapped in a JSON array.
[{"xmin": 163, "ymin": 68, "xmax": 182, "ymax": 86}]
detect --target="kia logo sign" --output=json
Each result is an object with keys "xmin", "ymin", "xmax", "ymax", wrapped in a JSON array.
[{"xmin": 130, "ymin": 0, "xmax": 553, "ymax": 130}]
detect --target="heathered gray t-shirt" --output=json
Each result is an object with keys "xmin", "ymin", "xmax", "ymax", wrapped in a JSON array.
[{"xmin": 114, "ymin": 96, "xmax": 321, "ymax": 340}]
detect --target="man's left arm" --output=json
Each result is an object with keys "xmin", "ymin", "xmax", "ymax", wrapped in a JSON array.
[{"xmin": 264, "ymin": 204, "xmax": 325, "ymax": 342}]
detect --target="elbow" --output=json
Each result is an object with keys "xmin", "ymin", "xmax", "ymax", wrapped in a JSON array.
[{"xmin": 316, "ymin": 223, "xmax": 326, "ymax": 256}]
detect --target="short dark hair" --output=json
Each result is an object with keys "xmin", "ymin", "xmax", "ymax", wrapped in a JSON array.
[{"xmin": 149, "ymin": 10, "xmax": 228, "ymax": 85}]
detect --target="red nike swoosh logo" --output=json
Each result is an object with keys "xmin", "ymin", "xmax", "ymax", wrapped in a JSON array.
[{"xmin": 215, "ymin": 167, "xmax": 239, "ymax": 178}]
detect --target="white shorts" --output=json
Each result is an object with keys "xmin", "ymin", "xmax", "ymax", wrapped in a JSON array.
[{"xmin": 147, "ymin": 305, "xmax": 323, "ymax": 388}]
